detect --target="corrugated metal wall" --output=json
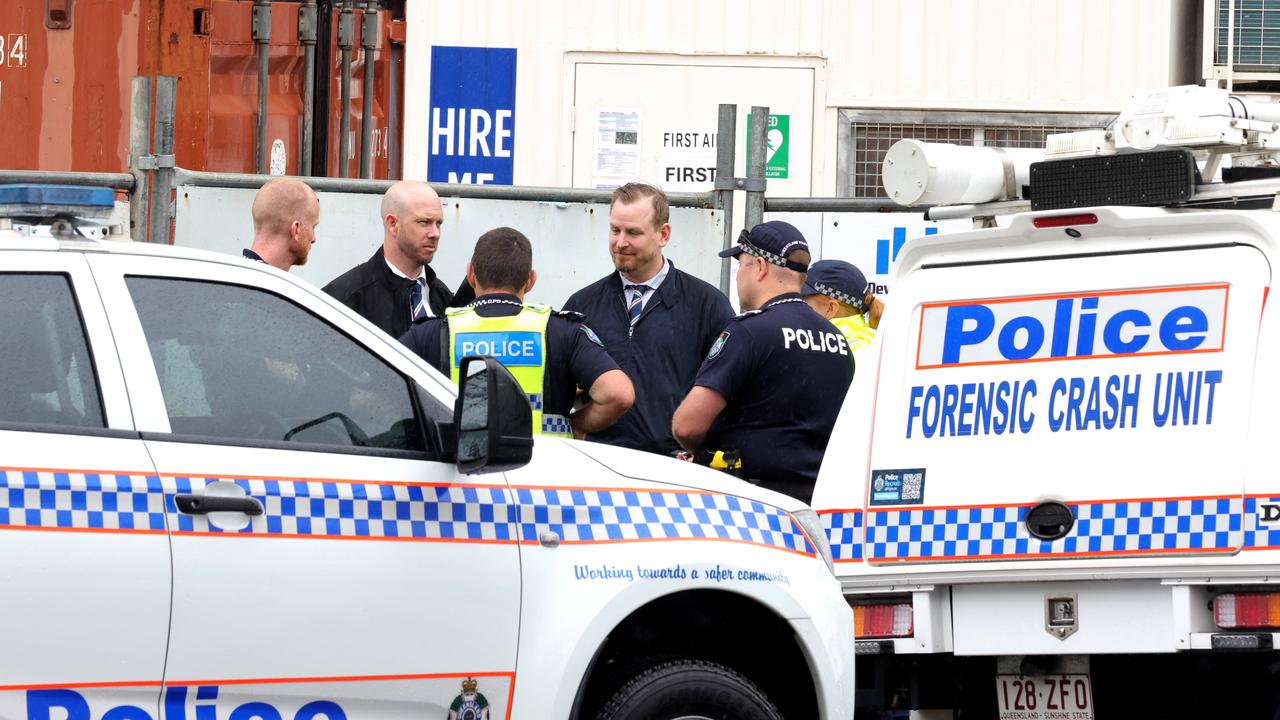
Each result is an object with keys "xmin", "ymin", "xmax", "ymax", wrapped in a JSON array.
[{"xmin": 403, "ymin": 0, "xmax": 1198, "ymax": 193}]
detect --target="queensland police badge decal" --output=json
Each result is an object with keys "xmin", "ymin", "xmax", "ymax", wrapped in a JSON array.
[
  {"xmin": 446, "ymin": 677, "xmax": 490, "ymax": 720},
  {"xmin": 707, "ymin": 330, "xmax": 730, "ymax": 360}
]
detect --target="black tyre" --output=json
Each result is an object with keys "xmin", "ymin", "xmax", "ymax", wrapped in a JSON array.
[{"xmin": 596, "ymin": 658, "xmax": 784, "ymax": 720}]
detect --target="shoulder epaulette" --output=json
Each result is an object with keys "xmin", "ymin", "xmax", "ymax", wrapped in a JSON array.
[{"xmin": 552, "ymin": 309, "xmax": 586, "ymax": 322}]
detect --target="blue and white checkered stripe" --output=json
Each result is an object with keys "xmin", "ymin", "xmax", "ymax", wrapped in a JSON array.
[
  {"xmin": 541, "ymin": 414, "xmax": 572, "ymax": 436},
  {"xmin": 168, "ymin": 477, "xmax": 516, "ymax": 541},
  {"xmin": 821, "ymin": 510, "xmax": 863, "ymax": 562},
  {"xmin": 866, "ymin": 497, "xmax": 1243, "ymax": 562},
  {"xmin": 1244, "ymin": 496, "xmax": 1280, "ymax": 549},
  {"xmin": 515, "ymin": 487, "xmax": 814, "ymax": 555},
  {"xmin": 0, "ymin": 469, "xmax": 167, "ymax": 532},
  {"xmin": 528, "ymin": 393, "xmax": 543, "ymax": 411}
]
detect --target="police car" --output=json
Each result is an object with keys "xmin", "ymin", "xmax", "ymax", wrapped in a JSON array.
[
  {"xmin": 813, "ymin": 86, "xmax": 1280, "ymax": 718},
  {"xmin": 0, "ymin": 185, "xmax": 854, "ymax": 720}
]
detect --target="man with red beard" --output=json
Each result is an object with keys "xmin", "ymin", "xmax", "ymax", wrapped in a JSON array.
[{"xmin": 243, "ymin": 178, "xmax": 320, "ymax": 271}]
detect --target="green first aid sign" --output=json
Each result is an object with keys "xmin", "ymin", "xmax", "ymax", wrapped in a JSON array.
[{"xmin": 747, "ymin": 113, "xmax": 789, "ymax": 179}]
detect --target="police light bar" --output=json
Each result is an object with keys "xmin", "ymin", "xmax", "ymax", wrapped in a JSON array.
[{"xmin": 0, "ymin": 184, "xmax": 115, "ymax": 221}]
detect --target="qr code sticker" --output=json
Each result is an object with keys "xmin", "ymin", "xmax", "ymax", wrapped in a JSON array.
[{"xmin": 901, "ymin": 472, "xmax": 924, "ymax": 502}]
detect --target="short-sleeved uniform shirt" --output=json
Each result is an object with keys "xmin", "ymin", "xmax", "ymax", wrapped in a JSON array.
[
  {"xmin": 692, "ymin": 293, "xmax": 854, "ymax": 501},
  {"xmin": 399, "ymin": 293, "xmax": 620, "ymax": 418}
]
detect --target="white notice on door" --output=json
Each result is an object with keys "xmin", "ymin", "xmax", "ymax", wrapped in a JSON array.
[{"xmin": 595, "ymin": 108, "xmax": 641, "ymax": 176}]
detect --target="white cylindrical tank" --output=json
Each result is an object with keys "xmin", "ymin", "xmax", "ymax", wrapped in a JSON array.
[{"xmin": 881, "ymin": 140, "xmax": 1044, "ymax": 206}]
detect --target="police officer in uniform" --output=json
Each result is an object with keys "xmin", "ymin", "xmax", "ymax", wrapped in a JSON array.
[
  {"xmin": 801, "ymin": 259, "xmax": 878, "ymax": 356},
  {"xmin": 400, "ymin": 227, "xmax": 635, "ymax": 438},
  {"xmin": 672, "ymin": 221, "xmax": 853, "ymax": 502}
]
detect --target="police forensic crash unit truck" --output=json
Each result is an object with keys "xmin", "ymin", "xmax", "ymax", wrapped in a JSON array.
[
  {"xmin": 0, "ymin": 185, "xmax": 854, "ymax": 720},
  {"xmin": 812, "ymin": 85, "xmax": 1280, "ymax": 719}
]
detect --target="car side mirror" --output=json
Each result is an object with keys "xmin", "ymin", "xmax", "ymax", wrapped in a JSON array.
[{"xmin": 454, "ymin": 355, "xmax": 534, "ymax": 474}]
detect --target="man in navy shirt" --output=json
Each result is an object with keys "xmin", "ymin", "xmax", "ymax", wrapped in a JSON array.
[
  {"xmin": 563, "ymin": 183, "xmax": 734, "ymax": 455},
  {"xmin": 672, "ymin": 221, "xmax": 853, "ymax": 503},
  {"xmin": 400, "ymin": 227, "xmax": 634, "ymax": 437}
]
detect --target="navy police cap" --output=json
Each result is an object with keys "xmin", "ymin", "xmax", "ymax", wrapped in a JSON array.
[
  {"xmin": 718, "ymin": 220, "xmax": 810, "ymax": 273},
  {"xmin": 802, "ymin": 259, "xmax": 870, "ymax": 313}
]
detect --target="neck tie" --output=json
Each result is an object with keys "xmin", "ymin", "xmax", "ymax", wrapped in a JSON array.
[
  {"xmin": 626, "ymin": 284, "xmax": 651, "ymax": 326},
  {"xmin": 410, "ymin": 278, "xmax": 429, "ymax": 321}
]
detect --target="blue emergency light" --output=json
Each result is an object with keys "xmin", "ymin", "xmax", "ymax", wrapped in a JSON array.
[{"xmin": 0, "ymin": 184, "xmax": 115, "ymax": 221}]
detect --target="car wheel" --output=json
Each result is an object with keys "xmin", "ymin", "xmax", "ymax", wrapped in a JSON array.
[{"xmin": 596, "ymin": 658, "xmax": 783, "ymax": 720}]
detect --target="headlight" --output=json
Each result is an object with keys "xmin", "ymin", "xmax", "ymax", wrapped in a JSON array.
[{"xmin": 792, "ymin": 508, "xmax": 835, "ymax": 574}]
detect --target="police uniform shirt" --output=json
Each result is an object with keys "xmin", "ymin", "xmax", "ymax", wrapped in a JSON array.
[
  {"xmin": 692, "ymin": 293, "xmax": 853, "ymax": 497},
  {"xmin": 399, "ymin": 293, "xmax": 621, "ymax": 418}
]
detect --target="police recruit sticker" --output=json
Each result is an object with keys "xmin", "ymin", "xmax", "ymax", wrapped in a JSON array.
[{"xmin": 707, "ymin": 330, "xmax": 730, "ymax": 360}]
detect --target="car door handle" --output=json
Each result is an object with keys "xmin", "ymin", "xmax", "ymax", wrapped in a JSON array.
[{"xmin": 174, "ymin": 494, "xmax": 264, "ymax": 516}]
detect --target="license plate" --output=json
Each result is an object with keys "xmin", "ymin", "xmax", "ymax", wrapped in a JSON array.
[{"xmin": 996, "ymin": 674, "xmax": 1094, "ymax": 719}]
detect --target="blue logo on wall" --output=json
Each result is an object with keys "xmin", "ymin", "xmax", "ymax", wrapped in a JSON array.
[
  {"xmin": 876, "ymin": 226, "xmax": 937, "ymax": 275},
  {"xmin": 429, "ymin": 46, "xmax": 517, "ymax": 185}
]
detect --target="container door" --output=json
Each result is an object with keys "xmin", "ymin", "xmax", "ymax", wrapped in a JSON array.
[{"xmin": 865, "ymin": 243, "xmax": 1268, "ymax": 564}]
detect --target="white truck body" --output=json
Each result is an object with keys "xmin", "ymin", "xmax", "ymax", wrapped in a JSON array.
[{"xmin": 814, "ymin": 205, "xmax": 1280, "ymax": 717}]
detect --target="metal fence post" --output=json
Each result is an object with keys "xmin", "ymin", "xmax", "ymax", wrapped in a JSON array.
[
  {"xmin": 147, "ymin": 76, "xmax": 177, "ymax": 244},
  {"xmin": 128, "ymin": 76, "xmax": 152, "ymax": 241},
  {"xmin": 714, "ymin": 103, "xmax": 737, "ymax": 295},
  {"xmin": 745, "ymin": 105, "xmax": 769, "ymax": 231}
]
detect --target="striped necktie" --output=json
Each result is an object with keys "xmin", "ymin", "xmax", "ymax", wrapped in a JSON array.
[
  {"xmin": 410, "ymin": 278, "xmax": 429, "ymax": 321},
  {"xmin": 626, "ymin": 284, "xmax": 652, "ymax": 326}
]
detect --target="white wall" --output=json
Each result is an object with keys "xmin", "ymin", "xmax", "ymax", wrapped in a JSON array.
[{"xmin": 404, "ymin": 0, "xmax": 1197, "ymax": 196}]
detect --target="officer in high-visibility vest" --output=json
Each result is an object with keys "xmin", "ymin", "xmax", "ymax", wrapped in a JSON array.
[
  {"xmin": 400, "ymin": 227, "xmax": 635, "ymax": 438},
  {"xmin": 801, "ymin": 259, "xmax": 881, "ymax": 356}
]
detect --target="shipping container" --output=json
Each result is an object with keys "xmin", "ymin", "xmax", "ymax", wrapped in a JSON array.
[{"xmin": 0, "ymin": 0, "xmax": 403, "ymax": 178}]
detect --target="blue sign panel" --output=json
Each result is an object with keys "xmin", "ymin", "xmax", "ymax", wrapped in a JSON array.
[{"xmin": 428, "ymin": 46, "xmax": 517, "ymax": 185}]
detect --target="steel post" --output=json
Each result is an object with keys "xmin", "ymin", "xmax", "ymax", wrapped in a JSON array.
[
  {"xmin": 128, "ymin": 76, "xmax": 152, "ymax": 241},
  {"xmin": 147, "ymin": 76, "xmax": 177, "ymax": 244},
  {"xmin": 299, "ymin": 0, "xmax": 318, "ymax": 176},
  {"xmin": 714, "ymin": 103, "xmax": 737, "ymax": 295},
  {"xmin": 745, "ymin": 105, "xmax": 769, "ymax": 231},
  {"xmin": 359, "ymin": 2, "xmax": 377, "ymax": 179},
  {"xmin": 253, "ymin": 0, "xmax": 272, "ymax": 174},
  {"xmin": 337, "ymin": 1, "xmax": 355, "ymax": 178}
]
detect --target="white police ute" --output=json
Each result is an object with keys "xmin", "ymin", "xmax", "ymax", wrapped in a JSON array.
[
  {"xmin": 0, "ymin": 185, "xmax": 854, "ymax": 720},
  {"xmin": 814, "ymin": 85, "xmax": 1280, "ymax": 719}
]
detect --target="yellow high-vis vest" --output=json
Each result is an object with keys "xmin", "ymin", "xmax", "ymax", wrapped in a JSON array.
[
  {"xmin": 831, "ymin": 314, "xmax": 875, "ymax": 355},
  {"xmin": 447, "ymin": 303, "xmax": 573, "ymax": 438}
]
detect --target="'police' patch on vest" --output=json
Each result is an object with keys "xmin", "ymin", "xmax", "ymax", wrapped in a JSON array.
[
  {"xmin": 455, "ymin": 331, "xmax": 544, "ymax": 366},
  {"xmin": 707, "ymin": 330, "xmax": 730, "ymax": 360}
]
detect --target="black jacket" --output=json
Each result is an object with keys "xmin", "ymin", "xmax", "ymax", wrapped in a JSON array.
[
  {"xmin": 563, "ymin": 261, "xmax": 734, "ymax": 456},
  {"xmin": 321, "ymin": 247, "xmax": 452, "ymax": 339}
]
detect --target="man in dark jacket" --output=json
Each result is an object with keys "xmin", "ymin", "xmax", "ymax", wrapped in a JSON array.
[
  {"xmin": 563, "ymin": 182, "xmax": 734, "ymax": 456},
  {"xmin": 322, "ymin": 181, "xmax": 452, "ymax": 338}
]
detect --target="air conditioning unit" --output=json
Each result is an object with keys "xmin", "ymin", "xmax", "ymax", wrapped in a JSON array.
[{"xmin": 1203, "ymin": 0, "xmax": 1280, "ymax": 84}]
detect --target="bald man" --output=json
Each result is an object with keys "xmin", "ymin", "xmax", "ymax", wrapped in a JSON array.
[
  {"xmin": 322, "ymin": 181, "xmax": 452, "ymax": 338},
  {"xmin": 243, "ymin": 178, "xmax": 320, "ymax": 271}
]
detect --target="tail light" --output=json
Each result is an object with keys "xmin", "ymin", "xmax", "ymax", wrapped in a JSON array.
[
  {"xmin": 1215, "ymin": 592, "xmax": 1280, "ymax": 629},
  {"xmin": 852, "ymin": 601, "xmax": 913, "ymax": 638}
]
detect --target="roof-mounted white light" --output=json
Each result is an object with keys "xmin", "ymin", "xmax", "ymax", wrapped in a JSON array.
[{"xmin": 881, "ymin": 140, "xmax": 1042, "ymax": 207}]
